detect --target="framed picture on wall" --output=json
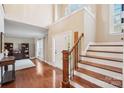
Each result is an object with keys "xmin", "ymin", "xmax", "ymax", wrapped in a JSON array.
[{"xmin": 0, "ymin": 32, "xmax": 4, "ymax": 53}]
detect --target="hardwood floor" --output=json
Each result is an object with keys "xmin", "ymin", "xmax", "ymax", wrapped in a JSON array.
[{"xmin": 1, "ymin": 59, "xmax": 62, "ymax": 88}]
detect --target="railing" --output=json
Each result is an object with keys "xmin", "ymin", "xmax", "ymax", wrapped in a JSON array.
[{"xmin": 62, "ymin": 33, "xmax": 84, "ymax": 88}]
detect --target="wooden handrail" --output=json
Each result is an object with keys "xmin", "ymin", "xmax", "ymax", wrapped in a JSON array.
[{"xmin": 69, "ymin": 33, "xmax": 84, "ymax": 54}]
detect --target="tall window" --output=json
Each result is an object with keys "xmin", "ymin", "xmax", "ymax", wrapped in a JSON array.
[
  {"xmin": 65, "ymin": 4, "xmax": 87, "ymax": 16},
  {"xmin": 111, "ymin": 4, "xmax": 124, "ymax": 34}
]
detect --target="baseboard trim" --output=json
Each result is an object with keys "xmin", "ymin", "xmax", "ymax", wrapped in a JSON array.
[
  {"xmin": 37, "ymin": 58, "xmax": 62, "ymax": 70},
  {"xmin": 30, "ymin": 57, "xmax": 36, "ymax": 60},
  {"xmin": 84, "ymin": 42, "xmax": 94, "ymax": 54}
]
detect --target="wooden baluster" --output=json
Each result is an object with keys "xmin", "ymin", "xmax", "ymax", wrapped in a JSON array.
[
  {"xmin": 62, "ymin": 50, "xmax": 70, "ymax": 88},
  {"xmin": 75, "ymin": 45, "xmax": 78, "ymax": 69}
]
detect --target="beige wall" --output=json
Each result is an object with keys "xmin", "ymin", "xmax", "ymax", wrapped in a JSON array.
[
  {"xmin": 4, "ymin": 37, "xmax": 35, "ymax": 57},
  {"xmin": 53, "ymin": 4, "xmax": 122, "ymax": 43},
  {"xmin": 46, "ymin": 10, "xmax": 84, "ymax": 63},
  {"xmin": 46, "ymin": 8, "xmax": 96, "ymax": 65},
  {"xmin": 84, "ymin": 11, "xmax": 96, "ymax": 48},
  {"xmin": 95, "ymin": 4, "xmax": 122, "ymax": 42}
]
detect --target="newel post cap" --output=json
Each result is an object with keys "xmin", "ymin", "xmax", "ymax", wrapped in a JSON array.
[{"xmin": 62, "ymin": 50, "xmax": 69, "ymax": 54}]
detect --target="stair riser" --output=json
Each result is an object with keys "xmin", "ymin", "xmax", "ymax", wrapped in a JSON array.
[
  {"xmin": 80, "ymin": 57, "xmax": 123, "ymax": 68},
  {"xmin": 90, "ymin": 42, "xmax": 123, "ymax": 45},
  {"xmin": 88, "ymin": 47, "xmax": 123, "ymax": 52},
  {"xmin": 86, "ymin": 52, "xmax": 122, "ymax": 59},
  {"xmin": 78, "ymin": 63, "xmax": 122, "ymax": 80},
  {"xmin": 74, "ymin": 71, "xmax": 117, "ymax": 88}
]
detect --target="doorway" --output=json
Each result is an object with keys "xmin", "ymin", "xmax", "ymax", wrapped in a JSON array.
[
  {"xmin": 36, "ymin": 39, "xmax": 44, "ymax": 60},
  {"xmin": 52, "ymin": 31, "xmax": 73, "ymax": 69}
]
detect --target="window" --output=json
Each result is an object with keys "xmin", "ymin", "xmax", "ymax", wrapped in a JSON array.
[
  {"xmin": 110, "ymin": 4, "xmax": 124, "ymax": 34},
  {"xmin": 65, "ymin": 4, "xmax": 87, "ymax": 16}
]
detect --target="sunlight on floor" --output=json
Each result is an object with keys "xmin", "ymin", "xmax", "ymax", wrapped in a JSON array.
[
  {"xmin": 52, "ymin": 70, "xmax": 56, "ymax": 88},
  {"xmin": 36, "ymin": 61, "xmax": 43, "ymax": 75}
]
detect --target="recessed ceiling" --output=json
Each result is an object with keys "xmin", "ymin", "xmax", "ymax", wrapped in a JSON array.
[
  {"xmin": 4, "ymin": 19, "xmax": 48, "ymax": 38},
  {"xmin": 3, "ymin": 4, "xmax": 53, "ymax": 28}
]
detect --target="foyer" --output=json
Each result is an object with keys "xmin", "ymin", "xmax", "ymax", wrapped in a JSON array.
[{"xmin": 0, "ymin": 4, "xmax": 123, "ymax": 88}]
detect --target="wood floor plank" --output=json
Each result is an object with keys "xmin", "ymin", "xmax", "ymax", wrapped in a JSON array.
[{"xmin": 1, "ymin": 59, "xmax": 62, "ymax": 88}]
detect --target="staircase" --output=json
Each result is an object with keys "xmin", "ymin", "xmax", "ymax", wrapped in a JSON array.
[{"xmin": 70, "ymin": 43, "xmax": 123, "ymax": 88}]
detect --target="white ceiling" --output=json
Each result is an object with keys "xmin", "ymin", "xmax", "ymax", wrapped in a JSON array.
[
  {"xmin": 4, "ymin": 19, "xmax": 48, "ymax": 38},
  {"xmin": 3, "ymin": 4, "xmax": 53, "ymax": 28}
]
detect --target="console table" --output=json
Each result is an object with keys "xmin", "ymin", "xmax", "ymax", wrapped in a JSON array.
[{"xmin": 0, "ymin": 56, "xmax": 15, "ymax": 85}]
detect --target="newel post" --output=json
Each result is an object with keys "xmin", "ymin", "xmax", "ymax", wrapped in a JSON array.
[{"xmin": 62, "ymin": 50, "xmax": 70, "ymax": 88}]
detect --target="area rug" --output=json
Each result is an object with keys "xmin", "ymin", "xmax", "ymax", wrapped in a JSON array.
[{"xmin": 15, "ymin": 59, "xmax": 35, "ymax": 71}]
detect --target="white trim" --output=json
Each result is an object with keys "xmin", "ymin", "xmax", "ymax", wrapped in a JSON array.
[
  {"xmin": 44, "ymin": 60, "xmax": 62, "ymax": 70},
  {"xmin": 30, "ymin": 57, "xmax": 36, "ymax": 59},
  {"xmin": 110, "ymin": 32, "xmax": 124, "ymax": 35},
  {"xmin": 50, "ymin": 7, "xmax": 95, "ymax": 26},
  {"xmin": 1, "ymin": 4, "xmax": 5, "ymax": 18},
  {"xmin": 44, "ymin": 60, "xmax": 55, "ymax": 67},
  {"xmin": 70, "ymin": 80, "xmax": 83, "ymax": 88},
  {"xmin": 109, "ymin": 5, "xmax": 114, "ymax": 34},
  {"xmin": 84, "ymin": 42, "xmax": 94, "ymax": 55},
  {"xmin": 39, "ymin": 58, "xmax": 62, "ymax": 70},
  {"xmin": 37, "ymin": 58, "xmax": 62, "ymax": 70},
  {"xmin": 37, "ymin": 58, "xmax": 54, "ymax": 67},
  {"xmin": 84, "ymin": 7, "xmax": 95, "ymax": 19}
]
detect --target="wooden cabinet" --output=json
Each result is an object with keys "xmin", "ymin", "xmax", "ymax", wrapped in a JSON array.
[
  {"xmin": 4, "ymin": 43, "xmax": 13, "ymax": 56},
  {"xmin": 21, "ymin": 43, "xmax": 29, "ymax": 59},
  {"xmin": 0, "ymin": 56, "xmax": 15, "ymax": 85},
  {"xmin": 4, "ymin": 43, "xmax": 29, "ymax": 59}
]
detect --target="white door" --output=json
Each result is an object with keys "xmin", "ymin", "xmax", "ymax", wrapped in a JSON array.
[
  {"xmin": 53, "ymin": 31, "xmax": 73, "ymax": 69},
  {"xmin": 36, "ymin": 39, "xmax": 44, "ymax": 59},
  {"xmin": 54, "ymin": 34, "xmax": 65, "ymax": 69}
]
